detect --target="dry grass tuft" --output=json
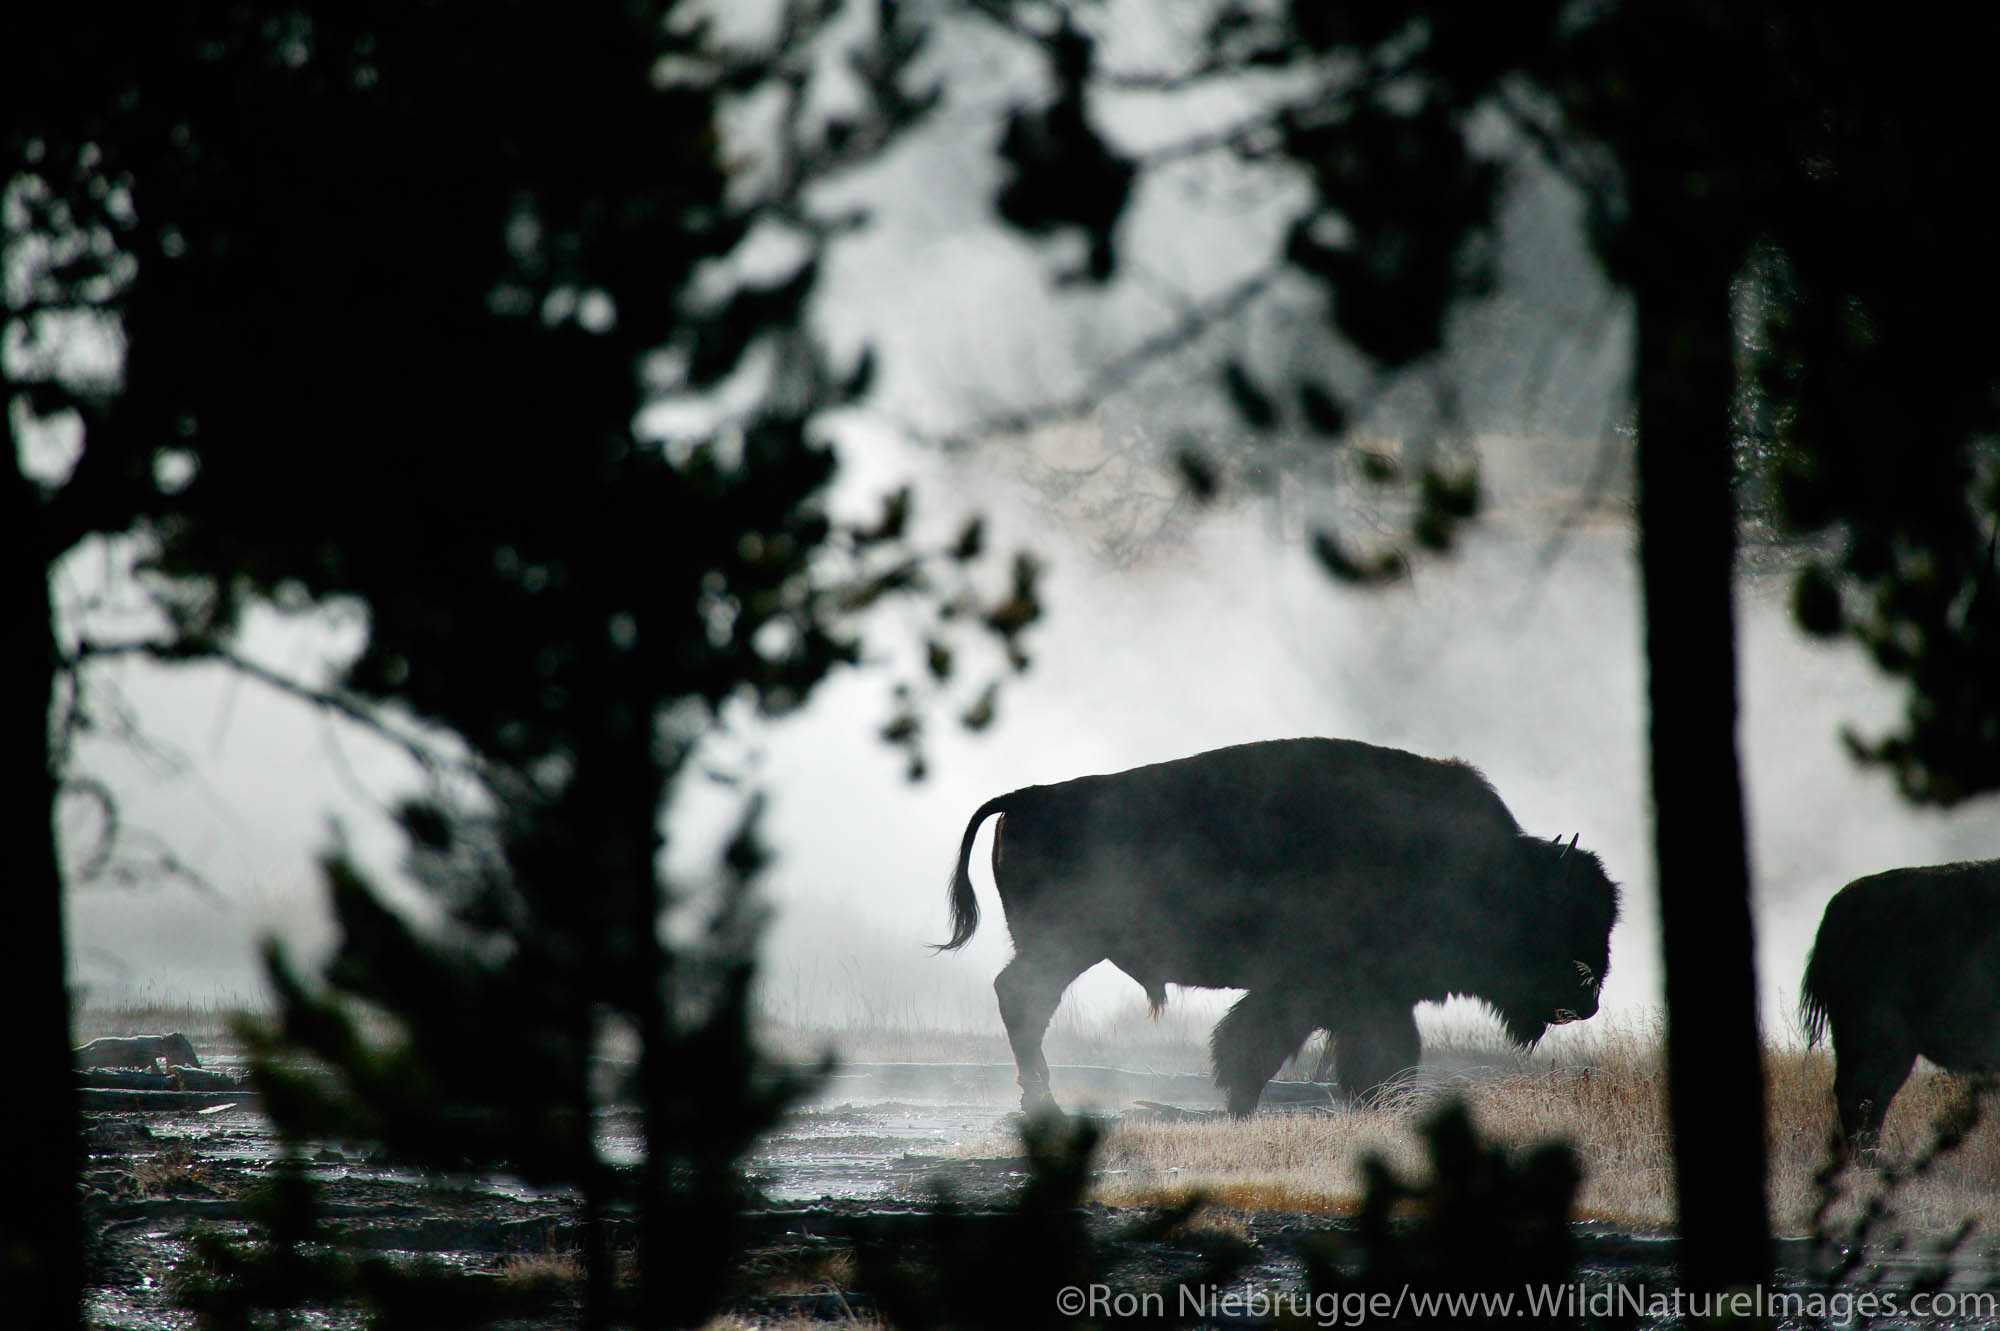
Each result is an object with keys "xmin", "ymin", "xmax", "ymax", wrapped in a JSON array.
[
  {"xmin": 1093, "ymin": 1108, "xmax": 1417, "ymax": 1215},
  {"xmin": 495, "ymin": 1248, "xmax": 585, "ymax": 1292},
  {"xmin": 1079, "ymin": 1017, "xmax": 2000, "ymax": 1241},
  {"xmin": 1160, "ymin": 1206, "xmax": 1259, "ymax": 1241},
  {"xmin": 129, "ymin": 1140, "xmax": 218, "ymax": 1198},
  {"xmin": 739, "ymin": 1248, "xmax": 859, "ymax": 1298},
  {"xmin": 1773, "ymin": 1050, "xmax": 2000, "ymax": 1241},
  {"xmin": 810, "ymin": 1004, "xmax": 2000, "ymax": 1240},
  {"xmin": 1083, "ymin": 1018, "xmax": 1675, "ymax": 1227}
]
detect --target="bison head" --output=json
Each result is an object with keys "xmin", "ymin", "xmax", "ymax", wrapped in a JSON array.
[
  {"xmin": 161, "ymin": 1032, "xmax": 200, "ymax": 1069},
  {"xmin": 1488, "ymin": 956, "xmax": 1604, "ymax": 1047},
  {"xmin": 1486, "ymin": 834, "xmax": 1618, "ymax": 1046},
  {"xmin": 1550, "ymin": 959, "xmax": 1605, "ymax": 1025}
]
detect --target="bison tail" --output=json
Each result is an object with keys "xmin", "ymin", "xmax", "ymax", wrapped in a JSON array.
[
  {"xmin": 933, "ymin": 794, "xmax": 1009, "ymax": 951},
  {"xmin": 1798, "ymin": 945, "xmax": 1831, "ymax": 1047}
]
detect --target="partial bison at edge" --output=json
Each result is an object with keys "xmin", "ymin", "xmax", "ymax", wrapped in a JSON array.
[
  {"xmin": 1801, "ymin": 858, "xmax": 2000, "ymax": 1150},
  {"xmin": 937, "ymin": 738, "xmax": 1620, "ymax": 1115}
]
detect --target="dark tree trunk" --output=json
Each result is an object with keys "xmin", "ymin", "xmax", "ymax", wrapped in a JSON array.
[
  {"xmin": 1633, "ymin": 202, "xmax": 1771, "ymax": 1287},
  {"xmin": 553, "ymin": 713, "xmax": 677, "ymax": 1330},
  {"xmin": 2, "ymin": 444, "xmax": 82, "ymax": 1325},
  {"xmin": 578, "ymin": 1098, "xmax": 613, "ymax": 1331},
  {"xmin": 635, "ymin": 878, "xmax": 675, "ymax": 1331},
  {"xmin": 622, "ymin": 760, "xmax": 684, "ymax": 1331}
]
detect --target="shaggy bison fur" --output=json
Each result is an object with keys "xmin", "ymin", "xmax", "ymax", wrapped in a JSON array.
[
  {"xmin": 938, "ymin": 738, "xmax": 1620, "ymax": 1115},
  {"xmin": 1801, "ymin": 859, "xmax": 2000, "ymax": 1149}
]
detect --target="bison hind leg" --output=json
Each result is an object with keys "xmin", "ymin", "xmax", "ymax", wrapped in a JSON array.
[
  {"xmin": 995, "ymin": 949, "xmax": 1094, "ymax": 1116},
  {"xmin": 1211, "ymin": 989, "xmax": 1317, "ymax": 1118}
]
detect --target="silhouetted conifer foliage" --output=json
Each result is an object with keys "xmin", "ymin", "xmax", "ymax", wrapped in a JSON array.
[
  {"xmin": 1809, "ymin": 1078, "xmax": 1991, "ymax": 1319},
  {"xmin": 15, "ymin": 0, "xmax": 2000, "ymax": 1323},
  {"xmin": 977, "ymin": 0, "xmax": 1999, "ymax": 803},
  {"xmin": 8, "ymin": 2, "xmax": 1036, "ymax": 1325},
  {"xmin": 1724, "ymin": 23, "xmax": 2000, "ymax": 807},
  {"xmin": 1303, "ymin": 1099, "xmax": 1584, "ymax": 1331},
  {"xmin": 852, "ymin": 1113, "xmax": 1249, "ymax": 1331},
  {"xmin": 176, "ymin": 1155, "xmax": 551, "ymax": 1331}
]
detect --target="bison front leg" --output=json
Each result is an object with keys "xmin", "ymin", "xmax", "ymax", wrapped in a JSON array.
[
  {"xmin": 1832, "ymin": 1037, "xmax": 1916, "ymax": 1156},
  {"xmin": 1211, "ymin": 989, "xmax": 1319, "ymax": 1117},
  {"xmin": 994, "ymin": 951, "xmax": 1090, "ymax": 1115},
  {"xmin": 1333, "ymin": 1005, "xmax": 1422, "ymax": 1105}
]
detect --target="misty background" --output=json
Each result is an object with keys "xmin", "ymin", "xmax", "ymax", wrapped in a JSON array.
[
  {"xmin": 61, "ymin": 426, "xmax": 1996, "ymax": 1045},
  {"xmin": 56, "ymin": 3, "xmax": 1996, "ymax": 1049}
]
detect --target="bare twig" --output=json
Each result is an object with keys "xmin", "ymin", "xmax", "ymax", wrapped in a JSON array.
[
  {"xmin": 66, "ymin": 637, "xmax": 458, "ymax": 784},
  {"xmin": 935, "ymin": 266, "xmax": 1281, "ymax": 448}
]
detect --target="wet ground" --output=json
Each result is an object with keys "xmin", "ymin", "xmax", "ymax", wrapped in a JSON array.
[
  {"xmin": 85, "ymin": 1057, "xmax": 1242, "ymax": 1327},
  {"xmin": 78, "ymin": 1055, "xmax": 1995, "ymax": 1329}
]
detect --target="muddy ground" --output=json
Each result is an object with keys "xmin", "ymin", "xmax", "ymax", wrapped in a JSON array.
[{"xmin": 77, "ymin": 1049, "xmax": 1967, "ymax": 1329}]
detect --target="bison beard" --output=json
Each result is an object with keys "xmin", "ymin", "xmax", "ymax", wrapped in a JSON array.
[
  {"xmin": 937, "ymin": 738, "xmax": 1621, "ymax": 1116},
  {"xmin": 1800, "ymin": 858, "xmax": 2000, "ymax": 1152}
]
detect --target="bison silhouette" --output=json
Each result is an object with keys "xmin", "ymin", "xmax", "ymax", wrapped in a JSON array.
[
  {"xmin": 1800, "ymin": 858, "xmax": 2000, "ymax": 1150},
  {"xmin": 73, "ymin": 1032, "xmax": 201, "ymax": 1071},
  {"xmin": 937, "ymin": 738, "xmax": 1620, "ymax": 1115}
]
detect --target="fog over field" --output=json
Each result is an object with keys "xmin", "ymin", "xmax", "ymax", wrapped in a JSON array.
[
  {"xmin": 62, "ymin": 419, "xmax": 1997, "ymax": 1049},
  {"xmin": 58, "ymin": 6, "xmax": 1996, "ymax": 1050}
]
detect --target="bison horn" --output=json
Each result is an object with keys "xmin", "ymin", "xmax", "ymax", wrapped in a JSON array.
[
  {"xmin": 1556, "ymin": 831, "xmax": 1579, "ymax": 862},
  {"xmin": 1574, "ymin": 960, "xmax": 1596, "ymax": 987}
]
